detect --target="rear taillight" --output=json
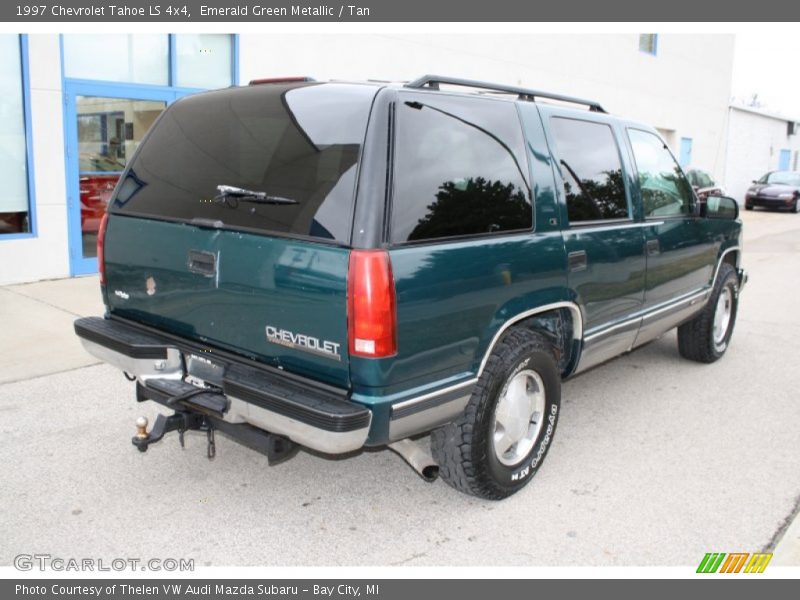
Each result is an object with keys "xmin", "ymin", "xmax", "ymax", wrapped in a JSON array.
[
  {"xmin": 97, "ymin": 212, "xmax": 109, "ymax": 285},
  {"xmin": 348, "ymin": 250, "xmax": 397, "ymax": 358}
]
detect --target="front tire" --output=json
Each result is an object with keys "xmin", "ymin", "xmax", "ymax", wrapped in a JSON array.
[
  {"xmin": 431, "ymin": 328, "xmax": 561, "ymax": 500},
  {"xmin": 678, "ymin": 262, "xmax": 739, "ymax": 363}
]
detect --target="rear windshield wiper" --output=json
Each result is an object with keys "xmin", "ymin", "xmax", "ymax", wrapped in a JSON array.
[{"xmin": 214, "ymin": 185, "xmax": 298, "ymax": 206}]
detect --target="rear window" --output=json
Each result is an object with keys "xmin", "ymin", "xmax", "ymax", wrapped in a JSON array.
[{"xmin": 110, "ymin": 83, "xmax": 377, "ymax": 244}]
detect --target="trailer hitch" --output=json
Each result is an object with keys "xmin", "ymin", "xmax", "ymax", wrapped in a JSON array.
[{"xmin": 133, "ymin": 412, "xmax": 216, "ymax": 459}]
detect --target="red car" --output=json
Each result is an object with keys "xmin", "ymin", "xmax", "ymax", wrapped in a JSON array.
[
  {"xmin": 79, "ymin": 154, "xmax": 125, "ymax": 233},
  {"xmin": 745, "ymin": 171, "xmax": 800, "ymax": 212}
]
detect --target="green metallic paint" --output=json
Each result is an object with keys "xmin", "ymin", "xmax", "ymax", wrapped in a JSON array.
[
  {"xmin": 99, "ymin": 89, "xmax": 744, "ymax": 451},
  {"xmin": 537, "ymin": 106, "xmax": 648, "ymax": 331},
  {"xmin": 103, "ymin": 215, "xmax": 352, "ymax": 387}
]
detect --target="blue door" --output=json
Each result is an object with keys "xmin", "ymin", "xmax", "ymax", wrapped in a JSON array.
[
  {"xmin": 779, "ymin": 149, "xmax": 791, "ymax": 171},
  {"xmin": 65, "ymin": 82, "xmax": 185, "ymax": 276},
  {"xmin": 679, "ymin": 137, "xmax": 693, "ymax": 167}
]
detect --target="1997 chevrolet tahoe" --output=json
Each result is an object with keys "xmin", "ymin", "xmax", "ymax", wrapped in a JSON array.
[{"xmin": 74, "ymin": 75, "xmax": 746, "ymax": 499}]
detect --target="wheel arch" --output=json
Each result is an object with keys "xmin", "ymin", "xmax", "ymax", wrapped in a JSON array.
[
  {"xmin": 711, "ymin": 246, "xmax": 741, "ymax": 288},
  {"xmin": 477, "ymin": 301, "xmax": 583, "ymax": 379}
]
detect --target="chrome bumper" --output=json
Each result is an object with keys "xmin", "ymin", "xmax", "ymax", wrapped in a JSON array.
[{"xmin": 74, "ymin": 317, "xmax": 371, "ymax": 455}]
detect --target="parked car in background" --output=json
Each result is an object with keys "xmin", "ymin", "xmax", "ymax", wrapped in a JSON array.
[
  {"xmin": 685, "ymin": 168, "xmax": 725, "ymax": 201},
  {"xmin": 745, "ymin": 171, "xmax": 800, "ymax": 213},
  {"xmin": 79, "ymin": 153, "xmax": 125, "ymax": 233}
]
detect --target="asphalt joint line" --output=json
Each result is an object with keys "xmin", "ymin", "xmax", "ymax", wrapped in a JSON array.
[
  {"xmin": 0, "ymin": 361, "xmax": 103, "ymax": 387},
  {"xmin": 1, "ymin": 286, "xmax": 86, "ymax": 318},
  {"xmin": 764, "ymin": 492, "xmax": 800, "ymax": 552}
]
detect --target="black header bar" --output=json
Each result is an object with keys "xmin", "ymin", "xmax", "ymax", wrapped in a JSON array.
[{"xmin": 3, "ymin": 0, "xmax": 799, "ymax": 22}]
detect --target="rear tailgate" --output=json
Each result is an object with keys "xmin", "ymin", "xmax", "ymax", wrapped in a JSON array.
[
  {"xmin": 104, "ymin": 217, "xmax": 350, "ymax": 386},
  {"xmin": 101, "ymin": 82, "xmax": 380, "ymax": 388}
]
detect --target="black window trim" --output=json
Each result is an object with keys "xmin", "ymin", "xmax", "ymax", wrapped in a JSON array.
[
  {"xmin": 547, "ymin": 114, "xmax": 635, "ymax": 228},
  {"xmin": 385, "ymin": 90, "xmax": 535, "ymax": 248},
  {"xmin": 625, "ymin": 126, "xmax": 697, "ymax": 222}
]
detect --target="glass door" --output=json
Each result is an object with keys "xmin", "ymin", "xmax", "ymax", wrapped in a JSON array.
[{"xmin": 65, "ymin": 83, "xmax": 177, "ymax": 275}]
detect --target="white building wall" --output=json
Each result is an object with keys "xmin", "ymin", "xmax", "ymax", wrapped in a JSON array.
[
  {"xmin": 241, "ymin": 33, "xmax": 735, "ymax": 177},
  {"xmin": 0, "ymin": 34, "xmax": 68, "ymax": 286},
  {"xmin": 723, "ymin": 106, "xmax": 800, "ymax": 203}
]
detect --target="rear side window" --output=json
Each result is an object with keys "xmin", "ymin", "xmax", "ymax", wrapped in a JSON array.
[
  {"xmin": 548, "ymin": 117, "xmax": 629, "ymax": 224},
  {"xmin": 390, "ymin": 93, "xmax": 531, "ymax": 243},
  {"xmin": 111, "ymin": 83, "xmax": 378, "ymax": 244},
  {"xmin": 627, "ymin": 129, "xmax": 695, "ymax": 218}
]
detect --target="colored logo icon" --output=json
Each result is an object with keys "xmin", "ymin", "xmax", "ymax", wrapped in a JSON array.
[{"xmin": 696, "ymin": 552, "xmax": 773, "ymax": 573}]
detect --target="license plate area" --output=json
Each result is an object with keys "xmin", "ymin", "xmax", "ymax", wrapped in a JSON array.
[{"xmin": 185, "ymin": 352, "xmax": 226, "ymax": 387}]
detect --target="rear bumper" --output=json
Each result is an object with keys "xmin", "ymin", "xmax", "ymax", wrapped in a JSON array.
[{"xmin": 74, "ymin": 316, "xmax": 371, "ymax": 455}]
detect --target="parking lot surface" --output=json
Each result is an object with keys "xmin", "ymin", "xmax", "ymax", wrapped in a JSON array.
[{"xmin": 1, "ymin": 209, "xmax": 798, "ymax": 566}]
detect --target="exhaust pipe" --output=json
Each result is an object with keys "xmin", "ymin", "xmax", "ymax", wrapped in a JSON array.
[{"xmin": 389, "ymin": 439, "xmax": 439, "ymax": 482}]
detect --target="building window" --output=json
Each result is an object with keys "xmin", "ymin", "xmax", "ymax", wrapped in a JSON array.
[
  {"xmin": 0, "ymin": 35, "xmax": 32, "ymax": 236},
  {"xmin": 62, "ymin": 34, "xmax": 236, "ymax": 89},
  {"xmin": 175, "ymin": 34, "xmax": 234, "ymax": 89},
  {"xmin": 639, "ymin": 34, "xmax": 658, "ymax": 55},
  {"xmin": 63, "ymin": 34, "xmax": 169, "ymax": 86}
]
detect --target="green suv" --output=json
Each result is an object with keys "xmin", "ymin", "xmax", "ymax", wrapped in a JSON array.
[{"xmin": 74, "ymin": 75, "xmax": 746, "ymax": 499}]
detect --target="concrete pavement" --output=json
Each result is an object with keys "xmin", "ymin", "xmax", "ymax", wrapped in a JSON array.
[
  {"xmin": 0, "ymin": 276, "xmax": 103, "ymax": 384},
  {"xmin": 1, "ymin": 208, "xmax": 798, "ymax": 567}
]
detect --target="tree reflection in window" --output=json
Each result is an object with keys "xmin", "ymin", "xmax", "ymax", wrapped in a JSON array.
[
  {"xmin": 391, "ymin": 94, "xmax": 531, "ymax": 243},
  {"xmin": 409, "ymin": 177, "xmax": 530, "ymax": 241},
  {"xmin": 561, "ymin": 166, "xmax": 627, "ymax": 222},
  {"xmin": 549, "ymin": 117, "xmax": 630, "ymax": 224}
]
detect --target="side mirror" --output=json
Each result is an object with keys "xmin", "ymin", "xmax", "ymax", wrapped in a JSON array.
[{"xmin": 705, "ymin": 195, "xmax": 739, "ymax": 220}]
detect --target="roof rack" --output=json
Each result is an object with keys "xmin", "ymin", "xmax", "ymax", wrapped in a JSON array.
[{"xmin": 405, "ymin": 74, "xmax": 606, "ymax": 113}]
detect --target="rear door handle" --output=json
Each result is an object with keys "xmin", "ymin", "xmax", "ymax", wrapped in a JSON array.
[
  {"xmin": 188, "ymin": 250, "xmax": 217, "ymax": 277},
  {"xmin": 646, "ymin": 239, "xmax": 660, "ymax": 256},
  {"xmin": 568, "ymin": 250, "xmax": 587, "ymax": 272}
]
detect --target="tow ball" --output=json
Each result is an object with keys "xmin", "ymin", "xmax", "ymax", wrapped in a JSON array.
[{"xmin": 133, "ymin": 412, "xmax": 216, "ymax": 459}]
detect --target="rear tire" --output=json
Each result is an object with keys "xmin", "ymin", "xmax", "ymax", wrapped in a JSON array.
[
  {"xmin": 678, "ymin": 262, "xmax": 739, "ymax": 363},
  {"xmin": 431, "ymin": 328, "xmax": 561, "ymax": 500},
  {"xmin": 745, "ymin": 203, "xmax": 753, "ymax": 211}
]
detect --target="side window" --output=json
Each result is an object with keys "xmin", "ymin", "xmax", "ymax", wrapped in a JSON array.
[
  {"xmin": 628, "ymin": 129, "xmax": 695, "ymax": 218},
  {"xmin": 548, "ymin": 117, "xmax": 629, "ymax": 224},
  {"xmin": 391, "ymin": 93, "xmax": 531, "ymax": 243}
]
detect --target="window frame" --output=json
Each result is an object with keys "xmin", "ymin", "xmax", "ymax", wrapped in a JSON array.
[
  {"xmin": 0, "ymin": 34, "xmax": 37, "ymax": 240},
  {"xmin": 626, "ymin": 126, "xmax": 697, "ymax": 221},
  {"xmin": 61, "ymin": 34, "xmax": 239, "ymax": 95},
  {"xmin": 386, "ymin": 91, "xmax": 535, "ymax": 248},
  {"xmin": 546, "ymin": 114, "xmax": 635, "ymax": 229},
  {"xmin": 639, "ymin": 34, "xmax": 658, "ymax": 56}
]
